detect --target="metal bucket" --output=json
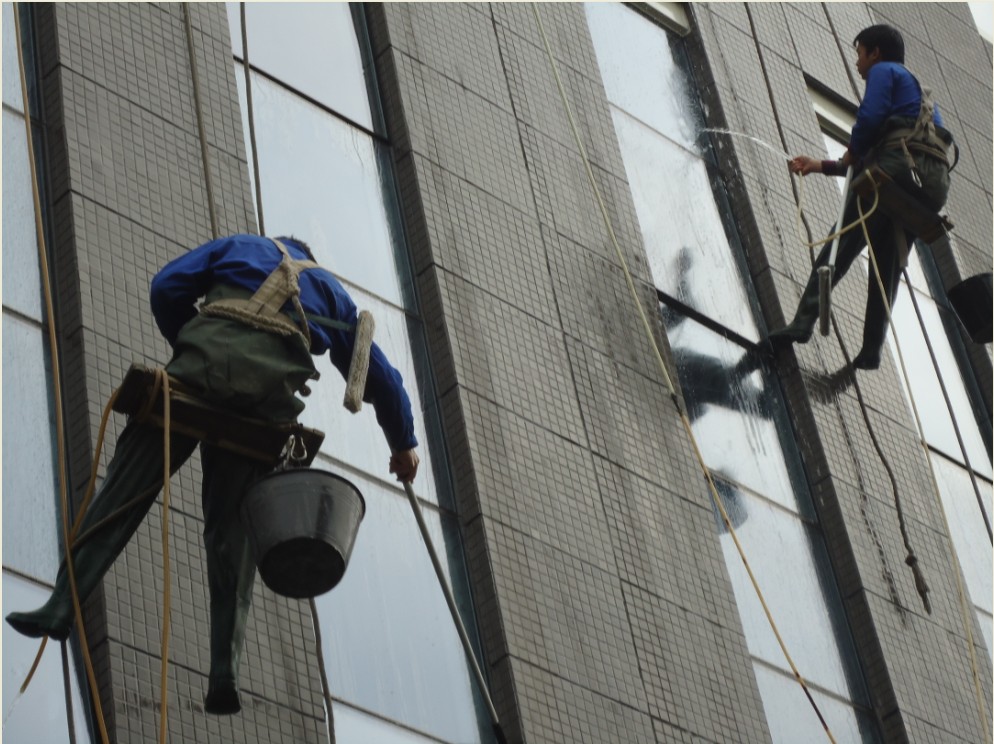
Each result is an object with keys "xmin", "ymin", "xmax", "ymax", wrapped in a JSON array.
[
  {"xmin": 947, "ymin": 273, "xmax": 992, "ymax": 344},
  {"xmin": 241, "ymin": 469, "xmax": 365, "ymax": 599}
]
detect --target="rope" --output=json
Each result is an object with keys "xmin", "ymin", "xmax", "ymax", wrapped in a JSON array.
[
  {"xmin": 157, "ymin": 371, "xmax": 174, "ymax": 744},
  {"xmin": 61, "ymin": 641, "xmax": 79, "ymax": 744},
  {"xmin": 240, "ymin": 2, "xmax": 265, "ymax": 235},
  {"xmin": 183, "ymin": 2, "xmax": 219, "ymax": 239},
  {"xmin": 308, "ymin": 598, "xmax": 336, "ymax": 744},
  {"xmin": 530, "ymin": 5, "xmax": 836, "ymax": 741},
  {"xmin": 11, "ymin": 5, "xmax": 110, "ymax": 742},
  {"xmin": 858, "ymin": 193, "xmax": 991, "ymax": 743}
]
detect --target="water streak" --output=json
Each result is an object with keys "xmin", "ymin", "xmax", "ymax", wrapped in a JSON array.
[{"xmin": 701, "ymin": 128, "xmax": 792, "ymax": 163}]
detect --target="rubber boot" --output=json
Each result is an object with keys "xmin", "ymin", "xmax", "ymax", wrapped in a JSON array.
[
  {"xmin": 200, "ymin": 444, "xmax": 267, "ymax": 715},
  {"xmin": 768, "ymin": 273, "xmax": 821, "ymax": 348},
  {"xmin": 6, "ymin": 422, "xmax": 197, "ymax": 641}
]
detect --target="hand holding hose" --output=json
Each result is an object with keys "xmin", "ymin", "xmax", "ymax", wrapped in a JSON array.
[{"xmin": 789, "ymin": 155, "xmax": 822, "ymax": 176}]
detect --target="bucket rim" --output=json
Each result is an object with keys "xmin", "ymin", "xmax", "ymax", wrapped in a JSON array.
[{"xmin": 247, "ymin": 467, "xmax": 366, "ymax": 517}]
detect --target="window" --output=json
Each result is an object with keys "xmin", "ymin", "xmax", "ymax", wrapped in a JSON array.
[
  {"xmin": 1, "ymin": 4, "xmax": 92, "ymax": 740},
  {"xmin": 587, "ymin": 4, "xmax": 878, "ymax": 740},
  {"xmin": 227, "ymin": 5, "xmax": 490, "ymax": 741}
]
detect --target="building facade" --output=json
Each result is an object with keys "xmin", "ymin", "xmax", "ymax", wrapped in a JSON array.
[{"xmin": 2, "ymin": 3, "xmax": 991, "ymax": 743}]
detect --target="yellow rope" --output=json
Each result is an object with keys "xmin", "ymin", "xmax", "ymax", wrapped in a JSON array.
[
  {"xmin": 158, "ymin": 372, "xmax": 174, "ymax": 744},
  {"xmin": 11, "ymin": 5, "xmax": 110, "ymax": 742},
  {"xmin": 795, "ymin": 170, "xmax": 881, "ymax": 251},
  {"xmin": 857, "ymin": 194, "xmax": 991, "ymax": 743},
  {"xmin": 530, "ymin": 5, "xmax": 836, "ymax": 741}
]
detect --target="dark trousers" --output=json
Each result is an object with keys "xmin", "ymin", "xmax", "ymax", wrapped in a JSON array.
[
  {"xmin": 789, "ymin": 148, "xmax": 950, "ymax": 356},
  {"xmin": 44, "ymin": 313, "xmax": 315, "ymax": 686},
  {"xmin": 789, "ymin": 195, "xmax": 913, "ymax": 355}
]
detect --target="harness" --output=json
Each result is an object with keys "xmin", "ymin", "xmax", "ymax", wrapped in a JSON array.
[
  {"xmin": 869, "ymin": 70, "xmax": 959, "ymax": 182},
  {"xmin": 200, "ymin": 238, "xmax": 321, "ymax": 349}
]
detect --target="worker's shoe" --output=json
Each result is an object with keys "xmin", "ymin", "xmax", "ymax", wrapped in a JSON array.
[
  {"xmin": 5, "ymin": 602, "xmax": 73, "ymax": 641},
  {"xmin": 767, "ymin": 322, "xmax": 813, "ymax": 349},
  {"xmin": 852, "ymin": 348, "xmax": 881, "ymax": 370},
  {"xmin": 205, "ymin": 675, "xmax": 241, "ymax": 715}
]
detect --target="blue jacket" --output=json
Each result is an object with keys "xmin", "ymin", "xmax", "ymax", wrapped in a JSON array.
[
  {"xmin": 150, "ymin": 234, "xmax": 418, "ymax": 451},
  {"xmin": 849, "ymin": 62, "xmax": 944, "ymax": 157}
]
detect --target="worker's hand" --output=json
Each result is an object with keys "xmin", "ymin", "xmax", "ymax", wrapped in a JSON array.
[
  {"xmin": 389, "ymin": 449, "xmax": 420, "ymax": 484},
  {"xmin": 788, "ymin": 155, "xmax": 821, "ymax": 176}
]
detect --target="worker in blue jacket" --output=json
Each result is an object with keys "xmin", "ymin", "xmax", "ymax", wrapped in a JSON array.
[
  {"xmin": 769, "ymin": 24, "xmax": 954, "ymax": 369},
  {"xmin": 6, "ymin": 234, "xmax": 420, "ymax": 714}
]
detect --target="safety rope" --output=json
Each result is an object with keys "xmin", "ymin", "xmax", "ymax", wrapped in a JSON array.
[
  {"xmin": 531, "ymin": 5, "xmax": 837, "ymax": 742},
  {"xmin": 157, "ymin": 372, "xmax": 174, "ymax": 744},
  {"xmin": 239, "ymin": 2, "xmax": 265, "ymax": 235},
  {"xmin": 11, "ymin": 5, "xmax": 111, "ymax": 742},
  {"xmin": 15, "ymin": 5, "xmax": 219, "ymax": 739},
  {"xmin": 857, "ymin": 191, "xmax": 991, "ymax": 743},
  {"xmin": 183, "ymin": 2, "xmax": 219, "ymax": 240}
]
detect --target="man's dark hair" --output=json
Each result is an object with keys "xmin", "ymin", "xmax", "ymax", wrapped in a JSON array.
[
  {"xmin": 854, "ymin": 24, "xmax": 905, "ymax": 63},
  {"xmin": 275, "ymin": 235, "xmax": 316, "ymax": 262}
]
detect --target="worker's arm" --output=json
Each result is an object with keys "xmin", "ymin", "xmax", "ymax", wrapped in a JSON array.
[
  {"xmin": 311, "ymin": 272, "xmax": 420, "ymax": 459},
  {"xmin": 789, "ymin": 155, "xmax": 849, "ymax": 177}
]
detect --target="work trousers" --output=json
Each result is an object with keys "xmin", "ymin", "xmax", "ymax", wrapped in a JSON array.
[
  {"xmin": 47, "ymin": 312, "xmax": 316, "ymax": 686},
  {"xmin": 789, "ymin": 147, "xmax": 950, "ymax": 357}
]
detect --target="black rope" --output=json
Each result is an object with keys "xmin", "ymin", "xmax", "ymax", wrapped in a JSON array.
[{"xmin": 61, "ymin": 641, "xmax": 78, "ymax": 744}]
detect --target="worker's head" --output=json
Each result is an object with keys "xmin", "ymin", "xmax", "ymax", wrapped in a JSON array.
[
  {"xmin": 853, "ymin": 25, "xmax": 905, "ymax": 79},
  {"xmin": 276, "ymin": 235, "xmax": 316, "ymax": 262}
]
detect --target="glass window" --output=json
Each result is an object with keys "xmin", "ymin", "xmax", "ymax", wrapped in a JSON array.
[
  {"xmin": 754, "ymin": 664, "xmax": 878, "ymax": 744},
  {"xmin": 3, "ymin": 572, "xmax": 91, "ymax": 743},
  {"xmin": 585, "ymin": 2, "xmax": 697, "ymax": 149},
  {"xmin": 226, "ymin": 2, "xmax": 374, "ymax": 131},
  {"xmin": 2, "ymin": 2, "xmax": 25, "ymax": 113},
  {"xmin": 333, "ymin": 703, "xmax": 443, "ymax": 744},
  {"xmin": 3, "ymin": 108, "xmax": 44, "ymax": 322},
  {"xmin": 887, "ymin": 290, "xmax": 992, "ymax": 477},
  {"xmin": 932, "ymin": 454, "xmax": 993, "ymax": 617},
  {"xmin": 2, "ymin": 314, "xmax": 60, "ymax": 580},
  {"xmin": 615, "ymin": 109, "xmax": 760, "ymax": 339},
  {"xmin": 228, "ymin": 6, "xmax": 488, "ymax": 741},
  {"xmin": 234, "ymin": 69, "xmax": 409, "ymax": 306},
  {"xmin": 663, "ymin": 315, "xmax": 807, "ymax": 515},
  {"xmin": 314, "ymin": 468, "xmax": 486, "ymax": 744},
  {"xmin": 718, "ymin": 493, "xmax": 867, "ymax": 699}
]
